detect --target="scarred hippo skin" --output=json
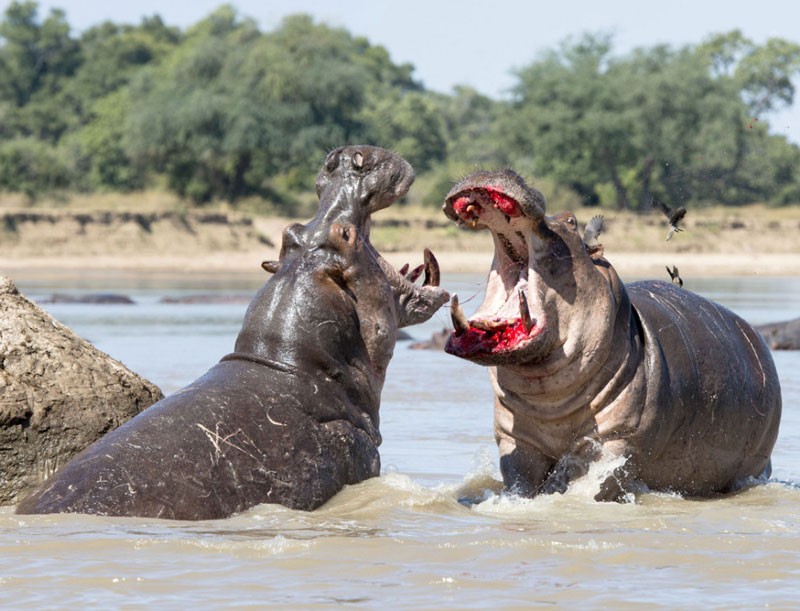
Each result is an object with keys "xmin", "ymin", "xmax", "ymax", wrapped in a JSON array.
[
  {"xmin": 16, "ymin": 146, "xmax": 449, "ymax": 520},
  {"xmin": 442, "ymin": 169, "xmax": 781, "ymax": 501}
]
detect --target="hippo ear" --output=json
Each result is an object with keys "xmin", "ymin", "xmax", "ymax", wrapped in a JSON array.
[{"xmin": 261, "ymin": 260, "xmax": 280, "ymax": 274}]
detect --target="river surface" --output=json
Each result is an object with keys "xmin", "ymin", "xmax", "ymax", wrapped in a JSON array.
[{"xmin": 3, "ymin": 270, "xmax": 800, "ymax": 608}]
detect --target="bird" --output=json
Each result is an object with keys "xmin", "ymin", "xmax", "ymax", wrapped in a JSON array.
[
  {"xmin": 582, "ymin": 214, "xmax": 605, "ymax": 256},
  {"xmin": 653, "ymin": 198, "xmax": 687, "ymax": 241},
  {"xmin": 666, "ymin": 265, "xmax": 683, "ymax": 287}
]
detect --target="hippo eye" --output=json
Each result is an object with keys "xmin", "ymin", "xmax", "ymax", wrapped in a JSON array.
[
  {"xmin": 566, "ymin": 216, "xmax": 578, "ymax": 230},
  {"xmin": 352, "ymin": 151, "xmax": 364, "ymax": 169},
  {"xmin": 325, "ymin": 151, "xmax": 339, "ymax": 172},
  {"xmin": 342, "ymin": 226, "xmax": 351, "ymax": 242}
]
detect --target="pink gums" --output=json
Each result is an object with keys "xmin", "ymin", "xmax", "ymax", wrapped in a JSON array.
[
  {"xmin": 452, "ymin": 319, "xmax": 530, "ymax": 354},
  {"xmin": 451, "ymin": 188, "xmax": 521, "ymax": 222},
  {"xmin": 485, "ymin": 186, "xmax": 521, "ymax": 217}
]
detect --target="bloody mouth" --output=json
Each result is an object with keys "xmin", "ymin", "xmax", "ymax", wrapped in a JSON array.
[
  {"xmin": 445, "ymin": 183, "xmax": 545, "ymax": 358},
  {"xmin": 451, "ymin": 185, "xmax": 523, "ymax": 224},
  {"xmin": 447, "ymin": 319, "xmax": 536, "ymax": 355},
  {"xmin": 446, "ymin": 289, "xmax": 541, "ymax": 357}
]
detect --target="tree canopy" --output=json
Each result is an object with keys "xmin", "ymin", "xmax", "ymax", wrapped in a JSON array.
[{"xmin": 1, "ymin": 1, "xmax": 799, "ymax": 209}]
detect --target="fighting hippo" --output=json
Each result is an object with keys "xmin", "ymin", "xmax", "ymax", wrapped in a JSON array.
[
  {"xmin": 442, "ymin": 169, "xmax": 781, "ymax": 501},
  {"xmin": 16, "ymin": 145, "xmax": 449, "ymax": 520}
]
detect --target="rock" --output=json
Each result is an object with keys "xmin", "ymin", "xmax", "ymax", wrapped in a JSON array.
[
  {"xmin": 0, "ymin": 274, "xmax": 163, "ymax": 505},
  {"xmin": 756, "ymin": 317, "xmax": 800, "ymax": 350}
]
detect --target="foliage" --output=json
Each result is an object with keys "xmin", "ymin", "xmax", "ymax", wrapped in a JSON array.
[
  {"xmin": 1, "ymin": 2, "xmax": 799, "ymax": 209},
  {"xmin": 0, "ymin": 137, "xmax": 70, "ymax": 198},
  {"xmin": 502, "ymin": 32, "xmax": 800, "ymax": 210}
]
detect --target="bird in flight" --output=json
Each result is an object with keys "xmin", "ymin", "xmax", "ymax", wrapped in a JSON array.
[
  {"xmin": 653, "ymin": 198, "xmax": 687, "ymax": 241},
  {"xmin": 583, "ymin": 214, "xmax": 605, "ymax": 256}
]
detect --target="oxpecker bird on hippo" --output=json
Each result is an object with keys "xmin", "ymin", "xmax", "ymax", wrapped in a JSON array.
[
  {"xmin": 16, "ymin": 146, "xmax": 449, "ymax": 520},
  {"xmin": 443, "ymin": 169, "xmax": 781, "ymax": 501}
]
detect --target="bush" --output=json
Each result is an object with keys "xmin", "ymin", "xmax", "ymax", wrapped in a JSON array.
[{"xmin": 0, "ymin": 138, "xmax": 71, "ymax": 199}]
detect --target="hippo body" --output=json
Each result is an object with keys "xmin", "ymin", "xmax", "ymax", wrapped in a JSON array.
[
  {"xmin": 16, "ymin": 146, "xmax": 448, "ymax": 520},
  {"xmin": 620, "ymin": 280, "xmax": 780, "ymax": 493},
  {"xmin": 443, "ymin": 169, "xmax": 781, "ymax": 500}
]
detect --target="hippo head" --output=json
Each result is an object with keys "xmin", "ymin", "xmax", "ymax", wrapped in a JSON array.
[
  {"xmin": 240, "ymin": 146, "xmax": 449, "ymax": 387},
  {"xmin": 442, "ymin": 169, "xmax": 623, "ymax": 368}
]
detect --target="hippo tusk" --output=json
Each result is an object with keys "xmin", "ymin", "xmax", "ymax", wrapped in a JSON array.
[
  {"xmin": 450, "ymin": 294, "xmax": 469, "ymax": 337},
  {"xmin": 423, "ymin": 248, "xmax": 440, "ymax": 287},
  {"xmin": 519, "ymin": 289, "xmax": 534, "ymax": 334},
  {"xmin": 406, "ymin": 264, "xmax": 424, "ymax": 283}
]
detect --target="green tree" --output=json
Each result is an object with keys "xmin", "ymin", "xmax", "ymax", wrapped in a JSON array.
[
  {"xmin": 503, "ymin": 32, "xmax": 800, "ymax": 209},
  {"xmin": 502, "ymin": 34, "xmax": 638, "ymax": 208},
  {"xmin": 59, "ymin": 16, "xmax": 180, "ymax": 191},
  {"xmin": 360, "ymin": 90, "xmax": 447, "ymax": 172},
  {"xmin": 438, "ymin": 85, "xmax": 502, "ymax": 166},
  {"xmin": 123, "ymin": 8, "xmax": 424, "ymax": 203},
  {"xmin": 0, "ymin": 137, "xmax": 69, "ymax": 198},
  {"xmin": 0, "ymin": 1, "xmax": 80, "ymax": 141}
]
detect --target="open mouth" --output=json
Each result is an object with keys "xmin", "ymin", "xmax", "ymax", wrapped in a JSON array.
[
  {"xmin": 444, "ymin": 180, "xmax": 545, "ymax": 359},
  {"xmin": 449, "ymin": 293, "xmax": 538, "ymax": 355}
]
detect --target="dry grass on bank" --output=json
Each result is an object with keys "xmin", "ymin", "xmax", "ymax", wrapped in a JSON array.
[{"xmin": 1, "ymin": 192, "xmax": 798, "ymax": 278}]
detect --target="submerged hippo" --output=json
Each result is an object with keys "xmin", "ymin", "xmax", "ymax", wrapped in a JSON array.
[
  {"xmin": 443, "ymin": 169, "xmax": 781, "ymax": 501},
  {"xmin": 17, "ymin": 146, "xmax": 449, "ymax": 520}
]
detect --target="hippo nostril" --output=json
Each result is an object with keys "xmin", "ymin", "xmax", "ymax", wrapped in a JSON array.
[{"xmin": 353, "ymin": 151, "xmax": 364, "ymax": 169}]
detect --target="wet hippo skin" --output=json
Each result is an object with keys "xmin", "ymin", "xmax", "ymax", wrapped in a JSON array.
[
  {"xmin": 16, "ymin": 146, "xmax": 449, "ymax": 520},
  {"xmin": 443, "ymin": 169, "xmax": 781, "ymax": 501}
]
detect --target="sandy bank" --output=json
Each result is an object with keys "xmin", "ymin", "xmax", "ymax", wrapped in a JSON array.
[
  {"xmin": 1, "ymin": 250, "xmax": 798, "ymax": 281},
  {"xmin": 0, "ymin": 204, "xmax": 798, "ymax": 280}
]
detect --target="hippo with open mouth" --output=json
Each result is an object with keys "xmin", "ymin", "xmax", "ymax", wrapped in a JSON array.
[
  {"xmin": 443, "ymin": 169, "xmax": 781, "ymax": 501},
  {"xmin": 16, "ymin": 146, "xmax": 449, "ymax": 520}
]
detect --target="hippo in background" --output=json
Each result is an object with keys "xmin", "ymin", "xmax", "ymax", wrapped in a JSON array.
[
  {"xmin": 442, "ymin": 169, "xmax": 781, "ymax": 501},
  {"xmin": 17, "ymin": 145, "xmax": 449, "ymax": 520}
]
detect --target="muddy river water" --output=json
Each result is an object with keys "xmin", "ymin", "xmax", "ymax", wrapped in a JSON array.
[{"xmin": 3, "ymin": 271, "xmax": 799, "ymax": 608}]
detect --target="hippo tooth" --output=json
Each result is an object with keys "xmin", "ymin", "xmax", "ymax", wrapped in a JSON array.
[
  {"xmin": 407, "ymin": 264, "xmax": 424, "ymax": 283},
  {"xmin": 519, "ymin": 289, "xmax": 534, "ymax": 333},
  {"xmin": 423, "ymin": 248, "xmax": 440, "ymax": 287},
  {"xmin": 450, "ymin": 294, "xmax": 469, "ymax": 337}
]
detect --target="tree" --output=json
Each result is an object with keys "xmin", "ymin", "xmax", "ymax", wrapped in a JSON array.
[
  {"xmin": 0, "ymin": 1, "xmax": 80, "ymax": 141},
  {"xmin": 502, "ymin": 32, "xmax": 800, "ymax": 210},
  {"xmin": 123, "ymin": 9, "xmax": 424, "ymax": 203},
  {"xmin": 360, "ymin": 90, "xmax": 447, "ymax": 172},
  {"xmin": 503, "ymin": 34, "xmax": 638, "ymax": 208}
]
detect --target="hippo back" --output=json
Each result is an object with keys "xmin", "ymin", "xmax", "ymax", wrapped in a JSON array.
[{"xmin": 626, "ymin": 280, "xmax": 781, "ymax": 491}]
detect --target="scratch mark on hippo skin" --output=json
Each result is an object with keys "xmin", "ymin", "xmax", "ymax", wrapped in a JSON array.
[
  {"xmin": 196, "ymin": 422, "xmax": 260, "ymax": 465},
  {"xmin": 736, "ymin": 318, "xmax": 768, "ymax": 416},
  {"xmin": 266, "ymin": 408, "xmax": 287, "ymax": 427}
]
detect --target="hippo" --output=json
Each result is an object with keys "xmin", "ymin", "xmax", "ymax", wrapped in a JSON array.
[
  {"xmin": 16, "ymin": 145, "xmax": 449, "ymax": 520},
  {"xmin": 442, "ymin": 169, "xmax": 781, "ymax": 501}
]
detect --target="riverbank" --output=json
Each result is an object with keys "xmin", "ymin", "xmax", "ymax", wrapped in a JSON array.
[
  {"xmin": 0, "ymin": 202, "xmax": 798, "ymax": 280},
  {"xmin": 1, "ymin": 251, "xmax": 799, "ymax": 280}
]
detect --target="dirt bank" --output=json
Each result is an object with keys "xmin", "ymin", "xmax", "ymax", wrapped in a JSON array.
[{"xmin": 0, "ymin": 204, "xmax": 798, "ymax": 279}]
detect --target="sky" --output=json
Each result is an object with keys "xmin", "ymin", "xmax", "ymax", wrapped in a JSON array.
[{"xmin": 8, "ymin": 0, "xmax": 800, "ymax": 143}]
